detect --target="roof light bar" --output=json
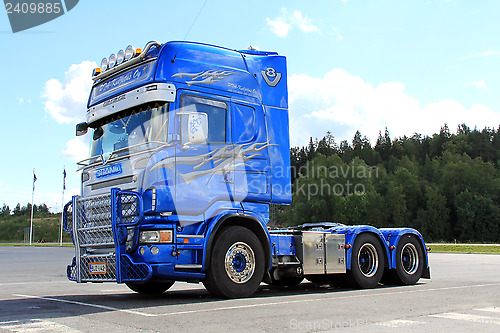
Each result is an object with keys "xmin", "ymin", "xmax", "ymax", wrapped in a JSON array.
[{"xmin": 93, "ymin": 41, "xmax": 161, "ymax": 79}]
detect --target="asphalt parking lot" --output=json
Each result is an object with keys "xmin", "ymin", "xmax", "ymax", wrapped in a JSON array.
[{"xmin": 0, "ymin": 246, "xmax": 499, "ymax": 332}]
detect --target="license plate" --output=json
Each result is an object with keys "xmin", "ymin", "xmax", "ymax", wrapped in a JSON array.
[{"xmin": 89, "ymin": 262, "xmax": 107, "ymax": 275}]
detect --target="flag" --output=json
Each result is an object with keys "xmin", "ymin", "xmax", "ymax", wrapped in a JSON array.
[
  {"xmin": 33, "ymin": 171, "xmax": 37, "ymax": 191},
  {"xmin": 63, "ymin": 168, "xmax": 66, "ymax": 191}
]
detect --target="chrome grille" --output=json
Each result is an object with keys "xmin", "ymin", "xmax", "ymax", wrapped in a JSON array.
[
  {"xmin": 69, "ymin": 190, "xmax": 150, "ymax": 283},
  {"xmin": 75, "ymin": 194, "xmax": 114, "ymax": 248}
]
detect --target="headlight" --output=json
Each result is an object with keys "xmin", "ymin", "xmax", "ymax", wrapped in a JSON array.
[
  {"xmin": 116, "ymin": 49, "xmax": 124, "ymax": 65},
  {"xmin": 100, "ymin": 57, "xmax": 108, "ymax": 71},
  {"xmin": 125, "ymin": 45, "xmax": 135, "ymax": 61},
  {"xmin": 139, "ymin": 230, "xmax": 173, "ymax": 244},
  {"xmin": 108, "ymin": 53, "xmax": 117, "ymax": 68}
]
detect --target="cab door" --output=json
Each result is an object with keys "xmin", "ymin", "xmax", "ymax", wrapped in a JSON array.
[{"xmin": 173, "ymin": 91, "xmax": 235, "ymax": 216}]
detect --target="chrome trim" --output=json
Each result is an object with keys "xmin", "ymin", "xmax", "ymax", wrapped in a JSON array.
[
  {"xmin": 93, "ymin": 41, "xmax": 162, "ymax": 82},
  {"xmin": 358, "ymin": 243, "xmax": 379, "ymax": 278},
  {"xmin": 174, "ymin": 264, "xmax": 203, "ymax": 269},
  {"xmin": 177, "ymin": 235, "xmax": 205, "ymax": 239},
  {"xmin": 224, "ymin": 242, "xmax": 256, "ymax": 284},
  {"xmin": 401, "ymin": 243, "xmax": 419, "ymax": 275},
  {"xmin": 87, "ymin": 82, "xmax": 176, "ymax": 125}
]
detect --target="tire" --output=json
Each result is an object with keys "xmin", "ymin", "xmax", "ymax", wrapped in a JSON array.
[
  {"xmin": 126, "ymin": 281, "xmax": 174, "ymax": 294},
  {"xmin": 203, "ymin": 226, "xmax": 265, "ymax": 298},
  {"xmin": 346, "ymin": 233, "xmax": 385, "ymax": 289},
  {"xmin": 386, "ymin": 234, "xmax": 424, "ymax": 285}
]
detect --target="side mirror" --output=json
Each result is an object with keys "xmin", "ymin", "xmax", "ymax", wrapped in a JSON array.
[
  {"xmin": 76, "ymin": 122, "xmax": 88, "ymax": 136},
  {"xmin": 180, "ymin": 112, "xmax": 208, "ymax": 145}
]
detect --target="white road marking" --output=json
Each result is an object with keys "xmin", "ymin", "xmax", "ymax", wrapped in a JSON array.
[
  {"xmin": 13, "ymin": 294, "xmax": 156, "ymax": 317},
  {"xmin": 0, "ymin": 319, "xmax": 81, "ymax": 332},
  {"xmin": 0, "ymin": 281, "xmax": 65, "ymax": 286},
  {"xmin": 476, "ymin": 307, "xmax": 500, "ymax": 314},
  {"xmin": 430, "ymin": 312, "xmax": 500, "ymax": 325},
  {"xmin": 11, "ymin": 283, "xmax": 500, "ymax": 319},
  {"xmin": 156, "ymin": 282, "xmax": 500, "ymax": 317}
]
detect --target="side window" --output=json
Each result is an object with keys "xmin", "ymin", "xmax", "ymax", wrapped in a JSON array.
[
  {"xmin": 232, "ymin": 103, "xmax": 256, "ymax": 143},
  {"xmin": 180, "ymin": 95, "xmax": 228, "ymax": 143}
]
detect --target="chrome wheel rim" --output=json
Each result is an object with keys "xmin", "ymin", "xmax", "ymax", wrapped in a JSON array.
[
  {"xmin": 401, "ymin": 243, "xmax": 419, "ymax": 275},
  {"xmin": 224, "ymin": 242, "xmax": 255, "ymax": 284},
  {"xmin": 358, "ymin": 243, "xmax": 379, "ymax": 278}
]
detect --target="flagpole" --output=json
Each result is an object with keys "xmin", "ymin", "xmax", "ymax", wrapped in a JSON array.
[
  {"xmin": 59, "ymin": 167, "xmax": 66, "ymax": 246},
  {"xmin": 30, "ymin": 169, "xmax": 35, "ymax": 245}
]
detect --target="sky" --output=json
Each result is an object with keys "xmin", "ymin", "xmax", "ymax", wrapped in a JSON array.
[{"xmin": 1, "ymin": 0, "xmax": 499, "ymax": 212}]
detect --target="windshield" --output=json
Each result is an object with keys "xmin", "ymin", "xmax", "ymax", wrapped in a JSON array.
[{"xmin": 90, "ymin": 103, "xmax": 169, "ymax": 160}]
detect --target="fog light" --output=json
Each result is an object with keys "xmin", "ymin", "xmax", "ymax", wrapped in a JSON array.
[
  {"xmin": 116, "ymin": 49, "xmax": 125, "ymax": 65},
  {"xmin": 108, "ymin": 53, "xmax": 117, "ymax": 68},
  {"xmin": 125, "ymin": 45, "xmax": 135, "ymax": 61},
  {"xmin": 100, "ymin": 57, "xmax": 108, "ymax": 71},
  {"xmin": 139, "ymin": 247, "xmax": 145, "ymax": 255},
  {"xmin": 151, "ymin": 246, "xmax": 159, "ymax": 255}
]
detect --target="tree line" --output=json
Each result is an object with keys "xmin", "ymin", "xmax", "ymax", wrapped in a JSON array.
[
  {"xmin": 277, "ymin": 124, "xmax": 500, "ymax": 243},
  {"xmin": 1, "ymin": 203, "xmax": 50, "ymax": 217}
]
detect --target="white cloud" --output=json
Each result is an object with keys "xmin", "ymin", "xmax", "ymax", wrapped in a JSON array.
[
  {"xmin": 288, "ymin": 69, "xmax": 500, "ymax": 147},
  {"xmin": 18, "ymin": 97, "xmax": 32, "ymax": 104},
  {"xmin": 42, "ymin": 61, "xmax": 97, "ymax": 124},
  {"xmin": 266, "ymin": 17, "xmax": 291, "ymax": 38},
  {"xmin": 462, "ymin": 80, "xmax": 488, "ymax": 90},
  {"xmin": 63, "ymin": 136, "xmax": 90, "ymax": 162},
  {"xmin": 292, "ymin": 11, "xmax": 320, "ymax": 34},
  {"xmin": 266, "ymin": 9, "xmax": 320, "ymax": 38}
]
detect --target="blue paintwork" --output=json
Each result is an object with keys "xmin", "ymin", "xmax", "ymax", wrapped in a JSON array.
[
  {"xmin": 68, "ymin": 41, "xmax": 428, "ymax": 285},
  {"xmin": 379, "ymin": 228, "xmax": 429, "ymax": 271}
]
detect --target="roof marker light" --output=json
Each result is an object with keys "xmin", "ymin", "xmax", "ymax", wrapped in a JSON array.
[
  {"xmin": 125, "ymin": 45, "xmax": 135, "ymax": 61},
  {"xmin": 100, "ymin": 57, "xmax": 108, "ymax": 72},
  {"xmin": 135, "ymin": 48, "xmax": 142, "ymax": 56},
  {"xmin": 116, "ymin": 49, "xmax": 124, "ymax": 65},
  {"xmin": 108, "ymin": 53, "xmax": 117, "ymax": 68}
]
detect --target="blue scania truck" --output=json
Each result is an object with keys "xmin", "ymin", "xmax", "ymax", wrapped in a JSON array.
[{"xmin": 64, "ymin": 41, "xmax": 430, "ymax": 298}]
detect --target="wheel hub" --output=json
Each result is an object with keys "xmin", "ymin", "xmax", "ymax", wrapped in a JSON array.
[
  {"xmin": 358, "ymin": 243, "xmax": 379, "ymax": 278},
  {"xmin": 224, "ymin": 242, "xmax": 255, "ymax": 284},
  {"xmin": 401, "ymin": 243, "xmax": 419, "ymax": 275}
]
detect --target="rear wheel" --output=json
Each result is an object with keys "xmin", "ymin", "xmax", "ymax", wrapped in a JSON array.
[
  {"xmin": 203, "ymin": 226, "xmax": 265, "ymax": 298},
  {"xmin": 387, "ymin": 234, "xmax": 424, "ymax": 285},
  {"xmin": 346, "ymin": 233, "xmax": 385, "ymax": 288},
  {"xmin": 126, "ymin": 281, "xmax": 174, "ymax": 294}
]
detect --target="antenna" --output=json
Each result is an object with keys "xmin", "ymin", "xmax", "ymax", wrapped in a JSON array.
[{"xmin": 171, "ymin": 0, "xmax": 208, "ymax": 63}]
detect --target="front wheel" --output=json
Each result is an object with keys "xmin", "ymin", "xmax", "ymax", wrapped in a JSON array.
[
  {"xmin": 346, "ymin": 233, "xmax": 385, "ymax": 288},
  {"xmin": 126, "ymin": 281, "xmax": 174, "ymax": 294},
  {"xmin": 386, "ymin": 234, "xmax": 424, "ymax": 285},
  {"xmin": 203, "ymin": 226, "xmax": 265, "ymax": 298}
]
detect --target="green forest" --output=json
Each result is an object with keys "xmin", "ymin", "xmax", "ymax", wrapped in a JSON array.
[
  {"xmin": 0, "ymin": 203, "xmax": 71, "ymax": 243},
  {"xmin": 277, "ymin": 124, "xmax": 500, "ymax": 243}
]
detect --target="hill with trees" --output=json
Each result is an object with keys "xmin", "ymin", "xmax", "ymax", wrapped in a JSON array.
[
  {"xmin": 278, "ymin": 124, "xmax": 500, "ymax": 243},
  {"xmin": 0, "ymin": 203, "xmax": 71, "ymax": 243}
]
